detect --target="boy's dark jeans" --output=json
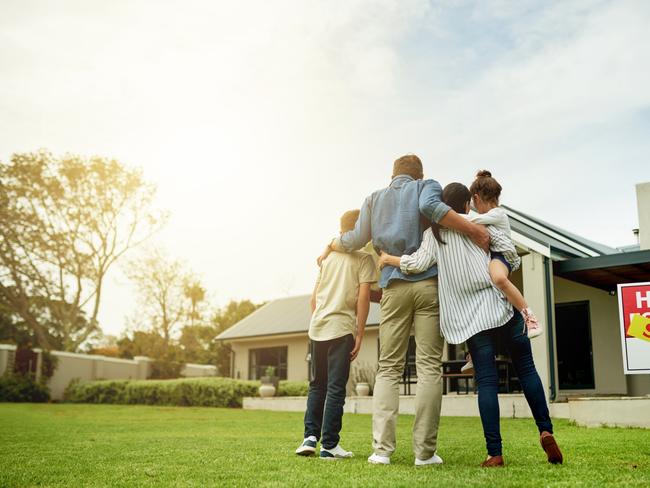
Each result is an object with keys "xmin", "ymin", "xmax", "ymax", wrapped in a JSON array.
[
  {"xmin": 304, "ymin": 334, "xmax": 354, "ymax": 449},
  {"xmin": 467, "ymin": 311, "xmax": 553, "ymax": 457}
]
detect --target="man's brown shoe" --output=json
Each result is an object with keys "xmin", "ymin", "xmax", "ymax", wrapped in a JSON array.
[
  {"xmin": 480, "ymin": 456, "xmax": 504, "ymax": 467},
  {"xmin": 540, "ymin": 431, "xmax": 563, "ymax": 464}
]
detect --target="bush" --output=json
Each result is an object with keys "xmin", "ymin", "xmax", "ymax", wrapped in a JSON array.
[
  {"xmin": 64, "ymin": 377, "xmax": 260, "ymax": 408},
  {"xmin": 148, "ymin": 360, "xmax": 183, "ymax": 379},
  {"xmin": 0, "ymin": 374, "xmax": 50, "ymax": 402},
  {"xmin": 64, "ymin": 377, "xmax": 312, "ymax": 407},
  {"xmin": 276, "ymin": 381, "xmax": 309, "ymax": 396}
]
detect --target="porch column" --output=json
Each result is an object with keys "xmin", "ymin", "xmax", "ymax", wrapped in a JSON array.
[{"xmin": 521, "ymin": 251, "xmax": 554, "ymax": 401}]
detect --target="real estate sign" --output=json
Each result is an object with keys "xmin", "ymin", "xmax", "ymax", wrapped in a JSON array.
[{"xmin": 618, "ymin": 282, "xmax": 650, "ymax": 374}]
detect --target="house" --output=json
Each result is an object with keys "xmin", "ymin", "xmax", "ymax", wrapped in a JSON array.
[
  {"xmin": 217, "ymin": 182, "xmax": 650, "ymax": 401},
  {"xmin": 217, "ymin": 295, "xmax": 382, "ymax": 382}
]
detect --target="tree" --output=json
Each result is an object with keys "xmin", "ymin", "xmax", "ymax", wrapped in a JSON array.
[
  {"xmin": 116, "ymin": 329, "xmax": 183, "ymax": 378},
  {"xmin": 213, "ymin": 300, "xmax": 261, "ymax": 333},
  {"xmin": 0, "ymin": 151, "xmax": 165, "ymax": 351},
  {"xmin": 183, "ymin": 280, "xmax": 206, "ymax": 328},
  {"xmin": 177, "ymin": 300, "xmax": 262, "ymax": 375},
  {"xmin": 210, "ymin": 299, "xmax": 263, "ymax": 375},
  {"xmin": 125, "ymin": 249, "xmax": 195, "ymax": 346},
  {"xmin": 179, "ymin": 324, "xmax": 218, "ymax": 365}
]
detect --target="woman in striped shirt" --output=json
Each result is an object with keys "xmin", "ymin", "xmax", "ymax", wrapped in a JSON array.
[{"xmin": 378, "ymin": 182, "xmax": 563, "ymax": 468}]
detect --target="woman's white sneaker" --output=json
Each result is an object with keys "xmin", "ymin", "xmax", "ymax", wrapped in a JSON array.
[
  {"xmin": 295, "ymin": 436, "xmax": 318, "ymax": 456},
  {"xmin": 320, "ymin": 444, "xmax": 353, "ymax": 460},
  {"xmin": 415, "ymin": 453, "xmax": 444, "ymax": 466},
  {"xmin": 367, "ymin": 453, "xmax": 391, "ymax": 465}
]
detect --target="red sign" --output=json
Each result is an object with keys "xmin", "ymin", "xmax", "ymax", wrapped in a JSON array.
[
  {"xmin": 618, "ymin": 282, "xmax": 650, "ymax": 374},
  {"xmin": 620, "ymin": 283, "xmax": 650, "ymax": 339}
]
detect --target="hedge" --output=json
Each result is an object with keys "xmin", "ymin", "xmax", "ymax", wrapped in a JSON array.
[
  {"xmin": 64, "ymin": 377, "xmax": 309, "ymax": 408},
  {"xmin": 0, "ymin": 374, "xmax": 50, "ymax": 403},
  {"xmin": 276, "ymin": 381, "xmax": 309, "ymax": 397}
]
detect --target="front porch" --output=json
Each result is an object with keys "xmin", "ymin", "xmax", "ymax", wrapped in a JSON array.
[{"xmin": 243, "ymin": 393, "xmax": 650, "ymax": 428}]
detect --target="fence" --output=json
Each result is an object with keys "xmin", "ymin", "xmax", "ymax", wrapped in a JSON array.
[{"xmin": 0, "ymin": 344, "xmax": 218, "ymax": 400}]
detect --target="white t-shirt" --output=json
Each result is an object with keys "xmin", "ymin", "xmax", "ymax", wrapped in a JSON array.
[{"xmin": 309, "ymin": 251, "xmax": 377, "ymax": 341}]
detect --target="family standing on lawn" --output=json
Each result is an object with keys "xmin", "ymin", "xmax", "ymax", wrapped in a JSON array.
[{"xmin": 295, "ymin": 154, "xmax": 563, "ymax": 468}]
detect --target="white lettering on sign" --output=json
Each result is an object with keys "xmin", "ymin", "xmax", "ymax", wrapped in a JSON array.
[{"xmin": 636, "ymin": 291, "xmax": 650, "ymax": 309}]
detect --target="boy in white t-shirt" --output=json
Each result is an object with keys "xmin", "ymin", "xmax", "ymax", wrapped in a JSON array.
[{"xmin": 295, "ymin": 209, "xmax": 377, "ymax": 459}]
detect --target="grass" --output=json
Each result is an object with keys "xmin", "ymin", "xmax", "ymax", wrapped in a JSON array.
[{"xmin": 0, "ymin": 404, "xmax": 648, "ymax": 487}]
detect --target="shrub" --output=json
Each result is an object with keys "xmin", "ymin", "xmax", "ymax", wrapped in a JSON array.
[
  {"xmin": 276, "ymin": 381, "xmax": 309, "ymax": 397},
  {"xmin": 148, "ymin": 360, "xmax": 183, "ymax": 379},
  {"xmin": 64, "ymin": 377, "xmax": 260, "ymax": 408},
  {"xmin": 64, "ymin": 377, "xmax": 312, "ymax": 407},
  {"xmin": 0, "ymin": 374, "xmax": 50, "ymax": 402}
]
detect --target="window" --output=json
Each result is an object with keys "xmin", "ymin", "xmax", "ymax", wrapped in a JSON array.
[
  {"xmin": 249, "ymin": 346, "xmax": 288, "ymax": 380},
  {"xmin": 555, "ymin": 301, "xmax": 595, "ymax": 390}
]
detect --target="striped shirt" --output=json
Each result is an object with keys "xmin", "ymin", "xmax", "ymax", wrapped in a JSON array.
[{"xmin": 400, "ymin": 226, "xmax": 521, "ymax": 344}]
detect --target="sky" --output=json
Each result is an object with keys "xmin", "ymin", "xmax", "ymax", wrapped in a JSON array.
[{"xmin": 1, "ymin": 0, "xmax": 649, "ymax": 337}]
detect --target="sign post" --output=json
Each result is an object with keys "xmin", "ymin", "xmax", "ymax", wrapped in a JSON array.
[{"xmin": 617, "ymin": 282, "xmax": 650, "ymax": 374}]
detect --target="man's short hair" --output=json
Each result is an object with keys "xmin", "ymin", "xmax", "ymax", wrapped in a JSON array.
[
  {"xmin": 340, "ymin": 209, "xmax": 360, "ymax": 233},
  {"xmin": 392, "ymin": 154, "xmax": 424, "ymax": 180}
]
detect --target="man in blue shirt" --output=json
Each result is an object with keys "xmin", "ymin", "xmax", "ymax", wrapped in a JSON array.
[{"xmin": 318, "ymin": 155, "xmax": 488, "ymax": 466}]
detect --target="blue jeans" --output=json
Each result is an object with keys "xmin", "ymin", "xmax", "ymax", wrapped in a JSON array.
[
  {"xmin": 467, "ymin": 311, "xmax": 553, "ymax": 456},
  {"xmin": 304, "ymin": 334, "xmax": 353, "ymax": 449}
]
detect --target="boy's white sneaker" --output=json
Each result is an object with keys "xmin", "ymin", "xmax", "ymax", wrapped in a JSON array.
[
  {"xmin": 320, "ymin": 444, "xmax": 353, "ymax": 460},
  {"xmin": 368, "ymin": 453, "xmax": 391, "ymax": 465},
  {"xmin": 295, "ymin": 436, "xmax": 318, "ymax": 456},
  {"xmin": 415, "ymin": 453, "xmax": 444, "ymax": 466}
]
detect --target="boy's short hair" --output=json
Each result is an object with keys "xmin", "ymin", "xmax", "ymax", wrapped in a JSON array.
[
  {"xmin": 340, "ymin": 209, "xmax": 360, "ymax": 233},
  {"xmin": 392, "ymin": 154, "xmax": 424, "ymax": 180}
]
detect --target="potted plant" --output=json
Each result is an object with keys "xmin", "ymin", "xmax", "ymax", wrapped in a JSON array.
[
  {"xmin": 355, "ymin": 382, "xmax": 371, "ymax": 396},
  {"xmin": 352, "ymin": 362, "xmax": 375, "ymax": 396},
  {"xmin": 259, "ymin": 366, "xmax": 279, "ymax": 398}
]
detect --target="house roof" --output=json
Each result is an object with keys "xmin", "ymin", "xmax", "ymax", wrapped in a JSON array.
[
  {"xmin": 554, "ymin": 249, "xmax": 650, "ymax": 292},
  {"xmin": 216, "ymin": 295, "xmax": 381, "ymax": 341},
  {"xmin": 503, "ymin": 205, "xmax": 619, "ymax": 260}
]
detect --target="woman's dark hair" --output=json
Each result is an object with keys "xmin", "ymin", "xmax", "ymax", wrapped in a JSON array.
[
  {"xmin": 469, "ymin": 169, "xmax": 502, "ymax": 203},
  {"xmin": 430, "ymin": 182, "xmax": 472, "ymax": 244}
]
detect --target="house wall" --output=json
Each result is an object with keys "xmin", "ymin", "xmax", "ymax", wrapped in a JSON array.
[
  {"xmin": 521, "ymin": 252, "xmax": 553, "ymax": 399},
  {"xmin": 230, "ymin": 328, "xmax": 380, "ymax": 382},
  {"xmin": 553, "ymin": 276, "xmax": 627, "ymax": 396},
  {"xmin": 637, "ymin": 182, "xmax": 650, "ymax": 249}
]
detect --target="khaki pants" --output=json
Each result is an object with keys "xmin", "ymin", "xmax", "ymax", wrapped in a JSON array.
[{"xmin": 372, "ymin": 278, "xmax": 443, "ymax": 460}]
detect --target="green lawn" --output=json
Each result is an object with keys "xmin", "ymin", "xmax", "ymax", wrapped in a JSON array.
[{"xmin": 0, "ymin": 404, "xmax": 648, "ymax": 487}]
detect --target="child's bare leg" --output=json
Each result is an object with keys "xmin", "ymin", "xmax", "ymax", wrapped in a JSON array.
[
  {"xmin": 488, "ymin": 260, "xmax": 526, "ymax": 311},
  {"xmin": 489, "ymin": 259, "xmax": 543, "ymax": 337}
]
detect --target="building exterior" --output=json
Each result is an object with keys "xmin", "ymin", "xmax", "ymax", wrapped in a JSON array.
[
  {"xmin": 218, "ymin": 295, "xmax": 383, "ymax": 383},
  {"xmin": 218, "ymin": 182, "xmax": 650, "ymax": 401}
]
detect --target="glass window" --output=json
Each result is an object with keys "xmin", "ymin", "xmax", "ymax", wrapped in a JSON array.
[{"xmin": 249, "ymin": 346, "xmax": 288, "ymax": 380}]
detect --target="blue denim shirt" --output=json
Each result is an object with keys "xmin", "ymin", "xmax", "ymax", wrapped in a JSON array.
[{"xmin": 338, "ymin": 175, "xmax": 451, "ymax": 288}]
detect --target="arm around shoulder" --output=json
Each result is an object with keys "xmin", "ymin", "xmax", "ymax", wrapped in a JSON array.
[
  {"xmin": 419, "ymin": 179, "xmax": 451, "ymax": 223},
  {"xmin": 399, "ymin": 228, "xmax": 437, "ymax": 274},
  {"xmin": 339, "ymin": 196, "xmax": 373, "ymax": 252}
]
